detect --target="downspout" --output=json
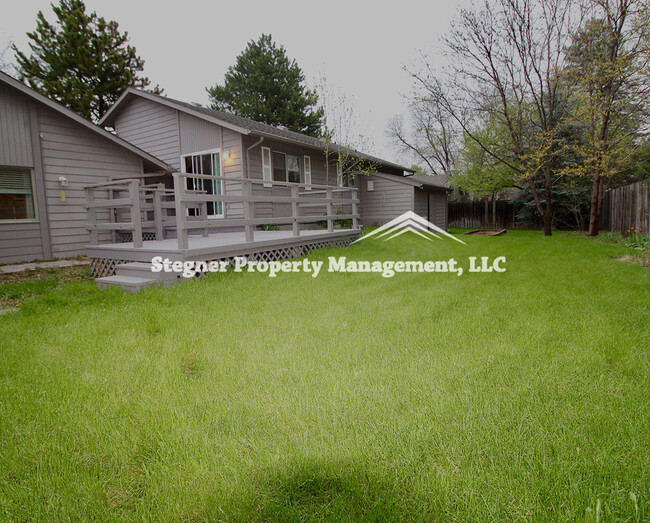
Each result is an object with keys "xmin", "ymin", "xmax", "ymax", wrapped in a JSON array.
[{"xmin": 246, "ymin": 136, "xmax": 265, "ymax": 178}]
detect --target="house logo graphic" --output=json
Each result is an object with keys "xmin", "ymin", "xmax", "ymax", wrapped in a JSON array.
[{"xmin": 353, "ymin": 211, "xmax": 466, "ymax": 244}]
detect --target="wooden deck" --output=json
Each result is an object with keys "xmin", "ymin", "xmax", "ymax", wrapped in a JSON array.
[
  {"xmin": 88, "ymin": 228, "xmax": 360, "ymax": 276},
  {"xmin": 84, "ymin": 175, "xmax": 362, "ymax": 277}
]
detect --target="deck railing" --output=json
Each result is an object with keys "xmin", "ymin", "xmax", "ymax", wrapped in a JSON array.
[
  {"xmin": 84, "ymin": 180, "xmax": 175, "ymax": 247},
  {"xmin": 84, "ymin": 175, "xmax": 360, "ymax": 249},
  {"xmin": 173, "ymin": 172, "xmax": 359, "ymax": 250}
]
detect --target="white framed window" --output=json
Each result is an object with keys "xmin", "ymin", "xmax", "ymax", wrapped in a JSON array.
[
  {"xmin": 261, "ymin": 146, "xmax": 272, "ymax": 187},
  {"xmin": 272, "ymin": 151, "xmax": 286, "ymax": 182},
  {"xmin": 287, "ymin": 155, "xmax": 301, "ymax": 183},
  {"xmin": 367, "ymin": 180, "xmax": 374, "ymax": 192},
  {"xmin": 181, "ymin": 150, "xmax": 223, "ymax": 218},
  {"xmin": 303, "ymin": 155, "xmax": 312, "ymax": 190},
  {"xmin": 0, "ymin": 166, "xmax": 36, "ymax": 221}
]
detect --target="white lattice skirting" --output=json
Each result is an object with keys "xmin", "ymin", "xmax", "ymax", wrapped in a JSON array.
[{"xmin": 90, "ymin": 237, "xmax": 355, "ymax": 278}]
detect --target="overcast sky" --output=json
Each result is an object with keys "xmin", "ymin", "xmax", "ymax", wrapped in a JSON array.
[{"xmin": 2, "ymin": 0, "xmax": 471, "ymax": 165}]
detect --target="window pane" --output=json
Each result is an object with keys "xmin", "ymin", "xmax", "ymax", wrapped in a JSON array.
[
  {"xmin": 0, "ymin": 167, "xmax": 35, "ymax": 220},
  {"xmin": 287, "ymin": 155, "xmax": 300, "ymax": 183},
  {"xmin": 272, "ymin": 152, "xmax": 286, "ymax": 182}
]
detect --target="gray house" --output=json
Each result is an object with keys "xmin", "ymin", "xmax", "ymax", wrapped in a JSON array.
[
  {"xmin": 0, "ymin": 77, "xmax": 449, "ymax": 278},
  {"xmin": 99, "ymin": 88, "xmax": 449, "ymax": 229},
  {"xmin": 0, "ymin": 72, "xmax": 170, "ymax": 265}
]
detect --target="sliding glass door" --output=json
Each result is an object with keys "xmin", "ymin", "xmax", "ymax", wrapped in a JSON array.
[{"xmin": 182, "ymin": 151, "xmax": 223, "ymax": 218}]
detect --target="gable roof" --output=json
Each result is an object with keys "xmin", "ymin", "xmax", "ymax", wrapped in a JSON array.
[
  {"xmin": 0, "ymin": 72, "xmax": 172, "ymax": 173},
  {"xmin": 100, "ymin": 87, "xmax": 415, "ymax": 175},
  {"xmin": 373, "ymin": 172, "xmax": 452, "ymax": 192}
]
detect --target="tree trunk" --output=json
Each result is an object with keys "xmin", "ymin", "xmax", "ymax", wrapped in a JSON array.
[
  {"xmin": 588, "ymin": 175, "xmax": 601, "ymax": 236},
  {"xmin": 492, "ymin": 195, "xmax": 496, "ymax": 228},
  {"xmin": 484, "ymin": 197, "xmax": 489, "ymax": 227}
]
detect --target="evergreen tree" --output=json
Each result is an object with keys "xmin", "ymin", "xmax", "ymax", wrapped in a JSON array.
[
  {"xmin": 207, "ymin": 34, "xmax": 323, "ymax": 137},
  {"xmin": 13, "ymin": 0, "xmax": 158, "ymax": 121}
]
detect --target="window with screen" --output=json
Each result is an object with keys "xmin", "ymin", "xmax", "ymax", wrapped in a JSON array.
[{"xmin": 0, "ymin": 166, "xmax": 35, "ymax": 220}]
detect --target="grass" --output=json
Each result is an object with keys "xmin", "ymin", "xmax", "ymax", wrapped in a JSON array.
[
  {"xmin": 0, "ymin": 230, "xmax": 648, "ymax": 521},
  {"xmin": 0, "ymin": 265, "xmax": 91, "ymax": 309}
]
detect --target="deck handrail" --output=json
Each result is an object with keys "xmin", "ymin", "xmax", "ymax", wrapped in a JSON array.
[
  {"xmin": 173, "ymin": 172, "xmax": 359, "ymax": 249},
  {"xmin": 84, "ymin": 174, "xmax": 360, "ymax": 250}
]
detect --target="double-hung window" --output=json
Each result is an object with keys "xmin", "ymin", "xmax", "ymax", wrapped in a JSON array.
[{"xmin": 0, "ymin": 166, "xmax": 36, "ymax": 221}]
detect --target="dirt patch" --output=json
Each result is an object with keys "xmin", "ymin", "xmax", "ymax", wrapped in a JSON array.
[
  {"xmin": 463, "ymin": 229, "xmax": 507, "ymax": 236},
  {"xmin": 619, "ymin": 252, "xmax": 650, "ymax": 268}
]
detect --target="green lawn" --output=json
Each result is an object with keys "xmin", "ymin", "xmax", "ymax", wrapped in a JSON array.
[{"xmin": 0, "ymin": 230, "xmax": 648, "ymax": 521}]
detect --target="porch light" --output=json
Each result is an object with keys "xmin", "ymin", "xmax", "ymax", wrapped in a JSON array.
[{"xmin": 223, "ymin": 149, "xmax": 231, "ymax": 160}]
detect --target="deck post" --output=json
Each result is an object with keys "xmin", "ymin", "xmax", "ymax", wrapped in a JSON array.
[
  {"xmin": 130, "ymin": 179, "xmax": 143, "ymax": 248},
  {"xmin": 153, "ymin": 186, "xmax": 164, "ymax": 240},
  {"xmin": 173, "ymin": 173, "xmax": 189, "ymax": 250},
  {"xmin": 243, "ymin": 178, "xmax": 254, "ymax": 242},
  {"xmin": 200, "ymin": 201, "xmax": 209, "ymax": 237},
  {"xmin": 85, "ymin": 186, "xmax": 98, "ymax": 245},
  {"xmin": 291, "ymin": 185, "xmax": 300, "ymax": 237},
  {"xmin": 109, "ymin": 187, "xmax": 118, "ymax": 243},
  {"xmin": 326, "ymin": 188, "xmax": 334, "ymax": 233},
  {"xmin": 352, "ymin": 188, "xmax": 359, "ymax": 229}
]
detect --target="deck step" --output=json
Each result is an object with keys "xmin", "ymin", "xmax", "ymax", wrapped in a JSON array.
[
  {"xmin": 95, "ymin": 275, "xmax": 159, "ymax": 293},
  {"xmin": 114, "ymin": 262, "xmax": 177, "ymax": 285}
]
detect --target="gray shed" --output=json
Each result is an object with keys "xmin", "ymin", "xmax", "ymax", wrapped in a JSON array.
[{"xmin": 359, "ymin": 172, "xmax": 451, "ymax": 229}]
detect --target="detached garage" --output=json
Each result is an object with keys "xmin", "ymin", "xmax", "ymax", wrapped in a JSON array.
[{"xmin": 360, "ymin": 172, "xmax": 450, "ymax": 229}]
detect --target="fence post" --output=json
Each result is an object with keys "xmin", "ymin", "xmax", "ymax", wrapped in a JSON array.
[
  {"xmin": 326, "ymin": 188, "xmax": 334, "ymax": 232},
  {"xmin": 85, "ymin": 187, "xmax": 98, "ymax": 245},
  {"xmin": 173, "ymin": 173, "xmax": 188, "ymax": 250},
  {"xmin": 243, "ymin": 178, "xmax": 254, "ymax": 242},
  {"xmin": 352, "ymin": 188, "xmax": 359, "ymax": 229},
  {"xmin": 291, "ymin": 185, "xmax": 300, "ymax": 236}
]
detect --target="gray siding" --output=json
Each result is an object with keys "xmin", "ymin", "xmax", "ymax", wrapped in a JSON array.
[
  {"xmin": 0, "ymin": 221, "xmax": 44, "ymax": 264},
  {"xmin": 360, "ymin": 173, "xmax": 414, "ymax": 226},
  {"xmin": 37, "ymin": 106, "xmax": 144, "ymax": 257},
  {"xmin": 114, "ymin": 96, "xmax": 180, "ymax": 169},
  {"xmin": 413, "ymin": 188, "xmax": 448, "ymax": 229},
  {"xmin": 241, "ymin": 136, "xmax": 341, "ymax": 221},
  {"xmin": 429, "ymin": 190, "xmax": 447, "ymax": 229},
  {"xmin": 0, "ymin": 83, "xmax": 33, "ymax": 167},
  {"xmin": 179, "ymin": 112, "xmax": 221, "ymax": 155},
  {"xmin": 0, "ymin": 86, "xmax": 44, "ymax": 263}
]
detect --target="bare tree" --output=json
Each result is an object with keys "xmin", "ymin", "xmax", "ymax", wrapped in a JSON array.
[
  {"xmin": 0, "ymin": 42, "xmax": 16, "ymax": 75},
  {"xmin": 317, "ymin": 75, "xmax": 377, "ymax": 186},
  {"xmin": 387, "ymin": 94, "xmax": 459, "ymax": 176},
  {"xmin": 408, "ymin": 0, "xmax": 578, "ymax": 235}
]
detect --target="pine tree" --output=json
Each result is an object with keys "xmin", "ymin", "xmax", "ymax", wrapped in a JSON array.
[
  {"xmin": 207, "ymin": 34, "xmax": 323, "ymax": 137},
  {"xmin": 13, "ymin": 0, "xmax": 159, "ymax": 121}
]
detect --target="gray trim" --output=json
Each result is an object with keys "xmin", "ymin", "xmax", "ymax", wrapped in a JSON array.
[
  {"xmin": 100, "ymin": 88, "xmax": 250, "ymax": 136},
  {"xmin": 28, "ymin": 103, "xmax": 52, "ymax": 259},
  {"xmin": 372, "ymin": 172, "xmax": 452, "ymax": 192},
  {"xmin": 0, "ymin": 72, "xmax": 172, "ymax": 173}
]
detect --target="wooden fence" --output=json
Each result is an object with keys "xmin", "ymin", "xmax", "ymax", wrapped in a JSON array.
[
  {"xmin": 600, "ymin": 179, "xmax": 650, "ymax": 234},
  {"xmin": 448, "ymin": 200, "xmax": 537, "ymax": 229}
]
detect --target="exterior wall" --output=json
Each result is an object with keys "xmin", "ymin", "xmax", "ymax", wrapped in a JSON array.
[
  {"xmin": 1, "ymin": 81, "xmax": 156, "ymax": 264},
  {"xmin": 429, "ymin": 190, "xmax": 448, "ymax": 229},
  {"xmin": 242, "ymin": 135, "xmax": 342, "ymax": 222},
  {"xmin": 0, "ymin": 84, "xmax": 33, "ymax": 166},
  {"xmin": 0, "ymin": 84, "xmax": 45, "ymax": 263},
  {"xmin": 413, "ymin": 188, "xmax": 448, "ymax": 229},
  {"xmin": 37, "ymin": 106, "xmax": 144, "ymax": 258},
  {"xmin": 113, "ymin": 96, "xmax": 180, "ymax": 169},
  {"xmin": 359, "ymin": 173, "xmax": 414, "ymax": 226}
]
